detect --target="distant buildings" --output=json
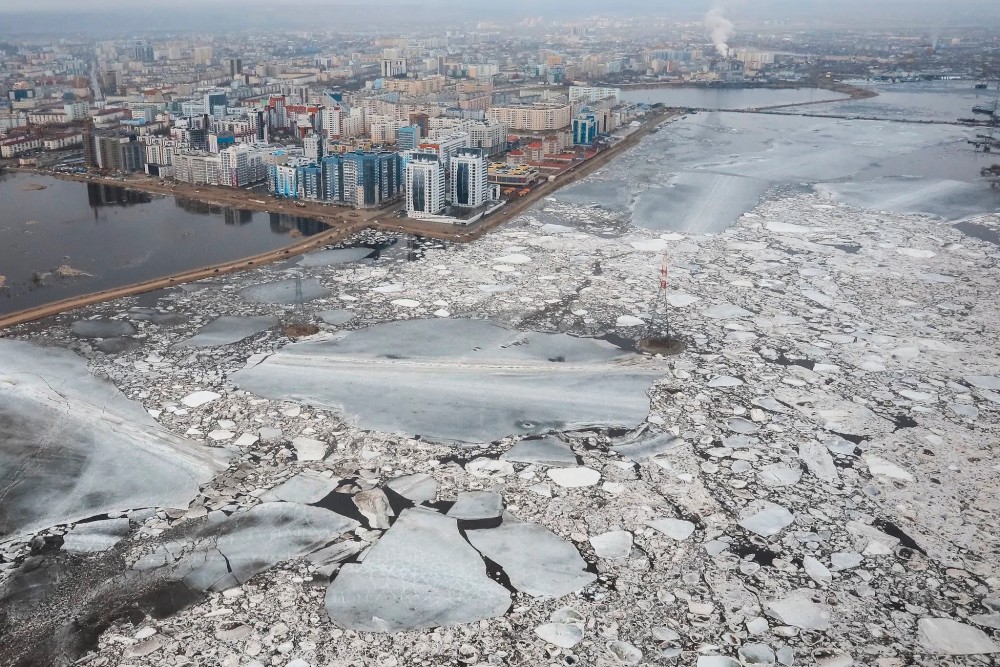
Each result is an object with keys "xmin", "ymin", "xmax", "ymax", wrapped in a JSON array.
[
  {"xmin": 568, "ymin": 86, "xmax": 621, "ymax": 104},
  {"xmin": 405, "ymin": 153, "xmax": 445, "ymax": 216},
  {"xmin": 468, "ymin": 120, "xmax": 508, "ymax": 156},
  {"xmin": 396, "ymin": 124, "xmax": 421, "ymax": 151},
  {"xmin": 572, "ymin": 110, "xmax": 598, "ymax": 145},
  {"xmin": 133, "ymin": 40, "xmax": 155, "ymax": 63},
  {"xmin": 488, "ymin": 103, "xmax": 572, "ymax": 132},
  {"xmin": 488, "ymin": 163, "xmax": 539, "ymax": 188},
  {"xmin": 93, "ymin": 134, "xmax": 145, "ymax": 173},
  {"xmin": 193, "ymin": 46, "xmax": 214, "ymax": 66},
  {"xmin": 266, "ymin": 150, "xmax": 403, "ymax": 208}
]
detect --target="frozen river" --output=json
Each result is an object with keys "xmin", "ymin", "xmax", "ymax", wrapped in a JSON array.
[
  {"xmin": 557, "ymin": 83, "xmax": 1000, "ymax": 234},
  {"xmin": 619, "ymin": 85, "xmax": 848, "ymax": 109}
]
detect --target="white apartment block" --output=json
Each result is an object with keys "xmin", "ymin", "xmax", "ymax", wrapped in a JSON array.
[
  {"xmin": 469, "ymin": 121, "xmax": 508, "ymax": 156},
  {"xmin": 449, "ymin": 148, "xmax": 488, "ymax": 209},
  {"xmin": 173, "ymin": 152, "xmax": 221, "ymax": 185},
  {"xmin": 488, "ymin": 104, "xmax": 572, "ymax": 132},
  {"xmin": 405, "ymin": 154, "xmax": 445, "ymax": 216},
  {"xmin": 43, "ymin": 133, "xmax": 84, "ymax": 151},
  {"xmin": 418, "ymin": 132, "xmax": 469, "ymax": 175},
  {"xmin": 568, "ymin": 86, "xmax": 621, "ymax": 104}
]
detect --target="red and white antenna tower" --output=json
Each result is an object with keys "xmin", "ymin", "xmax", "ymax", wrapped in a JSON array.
[{"xmin": 648, "ymin": 250, "xmax": 670, "ymax": 340}]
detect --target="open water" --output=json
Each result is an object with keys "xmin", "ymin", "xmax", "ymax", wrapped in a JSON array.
[{"xmin": 0, "ymin": 172, "xmax": 327, "ymax": 314}]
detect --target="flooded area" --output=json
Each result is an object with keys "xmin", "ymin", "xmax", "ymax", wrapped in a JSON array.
[
  {"xmin": 619, "ymin": 85, "xmax": 849, "ymax": 109},
  {"xmin": 0, "ymin": 171, "xmax": 328, "ymax": 314}
]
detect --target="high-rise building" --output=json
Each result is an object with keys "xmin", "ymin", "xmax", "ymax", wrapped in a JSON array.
[
  {"xmin": 405, "ymin": 153, "xmax": 445, "ymax": 216},
  {"xmin": 304, "ymin": 133, "xmax": 323, "ymax": 161},
  {"xmin": 204, "ymin": 91, "xmax": 228, "ymax": 117},
  {"xmin": 94, "ymin": 135, "xmax": 145, "ymax": 174},
  {"xmin": 488, "ymin": 104, "xmax": 572, "ymax": 131},
  {"xmin": 450, "ymin": 148, "xmax": 488, "ymax": 209},
  {"xmin": 227, "ymin": 58, "xmax": 243, "ymax": 77},
  {"xmin": 133, "ymin": 40, "xmax": 155, "ymax": 63},
  {"xmin": 194, "ymin": 46, "xmax": 214, "ymax": 66},
  {"xmin": 572, "ymin": 111, "xmax": 598, "ymax": 145},
  {"xmin": 396, "ymin": 124, "xmax": 421, "ymax": 151},
  {"xmin": 381, "ymin": 57, "xmax": 407, "ymax": 78},
  {"xmin": 63, "ymin": 102, "xmax": 90, "ymax": 122},
  {"xmin": 219, "ymin": 144, "xmax": 253, "ymax": 186},
  {"xmin": 417, "ymin": 132, "xmax": 469, "ymax": 177},
  {"xmin": 408, "ymin": 112, "xmax": 430, "ymax": 137},
  {"xmin": 468, "ymin": 121, "xmax": 508, "ymax": 156}
]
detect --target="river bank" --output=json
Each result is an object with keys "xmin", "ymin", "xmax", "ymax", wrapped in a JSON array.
[
  {"xmin": 617, "ymin": 78, "xmax": 876, "ymax": 102},
  {"xmin": 1, "ymin": 108, "xmax": 676, "ymax": 329}
]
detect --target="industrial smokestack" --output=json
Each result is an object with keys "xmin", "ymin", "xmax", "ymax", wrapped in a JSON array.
[{"xmin": 704, "ymin": 6, "xmax": 734, "ymax": 57}]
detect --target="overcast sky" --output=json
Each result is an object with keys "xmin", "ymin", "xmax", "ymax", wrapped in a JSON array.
[
  {"xmin": 1, "ymin": 0, "xmax": 998, "ymax": 11},
  {"xmin": 0, "ymin": 0, "xmax": 997, "ymax": 33}
]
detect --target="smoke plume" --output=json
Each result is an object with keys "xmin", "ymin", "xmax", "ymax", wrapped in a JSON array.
[{"xmin": 704, "ymin": 6, "xmax": 734, "ymax": 57}]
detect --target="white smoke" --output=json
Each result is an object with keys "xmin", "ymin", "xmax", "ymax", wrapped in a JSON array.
[{"xmin": 704, "ymin": 6, "xmax": 734, "ymax": 57}]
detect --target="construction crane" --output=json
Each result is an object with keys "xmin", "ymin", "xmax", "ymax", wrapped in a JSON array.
[{"xmin": 968, "ymin": 91, "xmax": 1000, "ymax": 187}]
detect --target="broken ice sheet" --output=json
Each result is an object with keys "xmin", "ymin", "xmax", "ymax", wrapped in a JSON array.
[
  {"xmin": 447, "ymin": 491, "xmax": 503, "ymax": 520},
  {"xmin": 917, "ymin": 617, "xmax": 1000, "ymax": 655},
  {"xmin": 385, "ymin": 473, "xmax": 438, "ymax": 503},
  {"xmin": 775, "ymin": 388, "xmax": 893, "ymax": 436},
  {"xmin": 738, "ymin": 502, "xmax": 795, "ymax": 537},
  {"xmin": 258, "ymin": 471, "xmax": 339, "ymax": 504},
  {"xmin": 611, "ymin": 431, "xmax": 683, "ymax": 461},
  {"xmin": 174, "ymin": 316, "xmax": 279, "ymax": 348},
  {"xmin": 589, "ymin": 530, "xmax": 633, "ymax": 560},
  {"xmin": 137, "ymin": 502, "xmax": 357, "ymax": 592},
  {"xmin": 62, "ymin": 518, "xmax": 131, "ymax": 553},
  {"xmin": 502, "ymin": 435, "xmax": 578, "ymax": 467},
  {"xmin": 0, "ymin": 340, "xmax": 228, "ymax": 539},
  {"xmin": 70, "ymin": 319, "xmax": 136, "ymax": 338},
  {"xmin": 646, "ymin": 518, "xmax": 695, "ymax": 541},
  {"xmin": 325, "ymin": 508, "xmax": 510, "ymax": 631},
  {"xmin": 757, "ymin": 464, "xmax": 802, "ymax": 487},
  {"xmin": 466, "ymin": 522, "xmax": 596, "ymax": 597},
  {"xmin": 765, "ymin": 589, "xmax": 831, "ymax": 630},
  {"xmin": 298, "ymin": 247, "xmax": 372, "ymax": 267},
  {"xmin": 231, "ymin": 319, "xmax": 662, "ymax": 443},
  {"xmin": 862, "ymin": 454, "xmax": 914, "ymax": 482},
  {"xmin": 239, "ymin": 278, "xmax": 330, "ymax": 304}
]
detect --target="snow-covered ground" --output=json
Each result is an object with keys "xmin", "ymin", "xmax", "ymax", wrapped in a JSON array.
[{"xmin": 1, "ymin": 130, "xmax": 999, "ymax": 666}]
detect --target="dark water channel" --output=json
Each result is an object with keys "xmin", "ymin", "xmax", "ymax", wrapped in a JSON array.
[{"xmin": 0, "ymin": 171, "xmax": 327, "ymax": 315}]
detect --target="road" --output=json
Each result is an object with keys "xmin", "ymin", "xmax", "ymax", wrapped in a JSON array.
[{"xmin": 1, "ymin": 107, "xmax": 676, "ymax": 330}]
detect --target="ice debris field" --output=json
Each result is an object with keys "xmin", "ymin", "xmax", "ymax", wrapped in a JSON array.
[{"xmin": 2, "ymin": 116, "xmax": 1000, "ymax": 667}]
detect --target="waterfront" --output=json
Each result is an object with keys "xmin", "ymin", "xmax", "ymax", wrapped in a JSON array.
[
  {"xmin": 619, "ymin": 85, "xmax": 850, "ymax": 109},
  {"xmin": 0, "ymin": 171, "xmax": 328, "ymax": 314}
]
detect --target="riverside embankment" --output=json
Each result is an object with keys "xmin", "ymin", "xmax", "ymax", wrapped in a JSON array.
[{"xmin": 1, "ymin": 108, "xmax": 676, "ymax": 329}]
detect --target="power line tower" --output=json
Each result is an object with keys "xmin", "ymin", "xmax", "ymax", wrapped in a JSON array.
[
  {"xmin": 647, "ymin": 250, "xmax": 670, "ymax": 340},
  {"xmin": 293, "ymin": 273, "xmax": 305, "ymax": 321}
]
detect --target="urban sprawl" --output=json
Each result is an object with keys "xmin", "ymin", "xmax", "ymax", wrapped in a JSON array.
[{"xmin": 3, "ymin": 24, "xmax": 996, "ymax": 224}]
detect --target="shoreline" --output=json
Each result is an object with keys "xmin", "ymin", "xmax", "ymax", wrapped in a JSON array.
[
  {"xmin": 0, "ymin": 108, "xmax": 677, "ymax": 331},
  {"xmin": 615, "ymin": 79, "xmax": 877, "ymax": 102}
]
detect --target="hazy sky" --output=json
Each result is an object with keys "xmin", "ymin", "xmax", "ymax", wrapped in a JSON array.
[
  {"xmin": 0, "ymin": 0, "xmax": 998, "ymax": 33},
  {"xmin": 1, "ymin": 0, "xmax": 998, "ymax": 11}
]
